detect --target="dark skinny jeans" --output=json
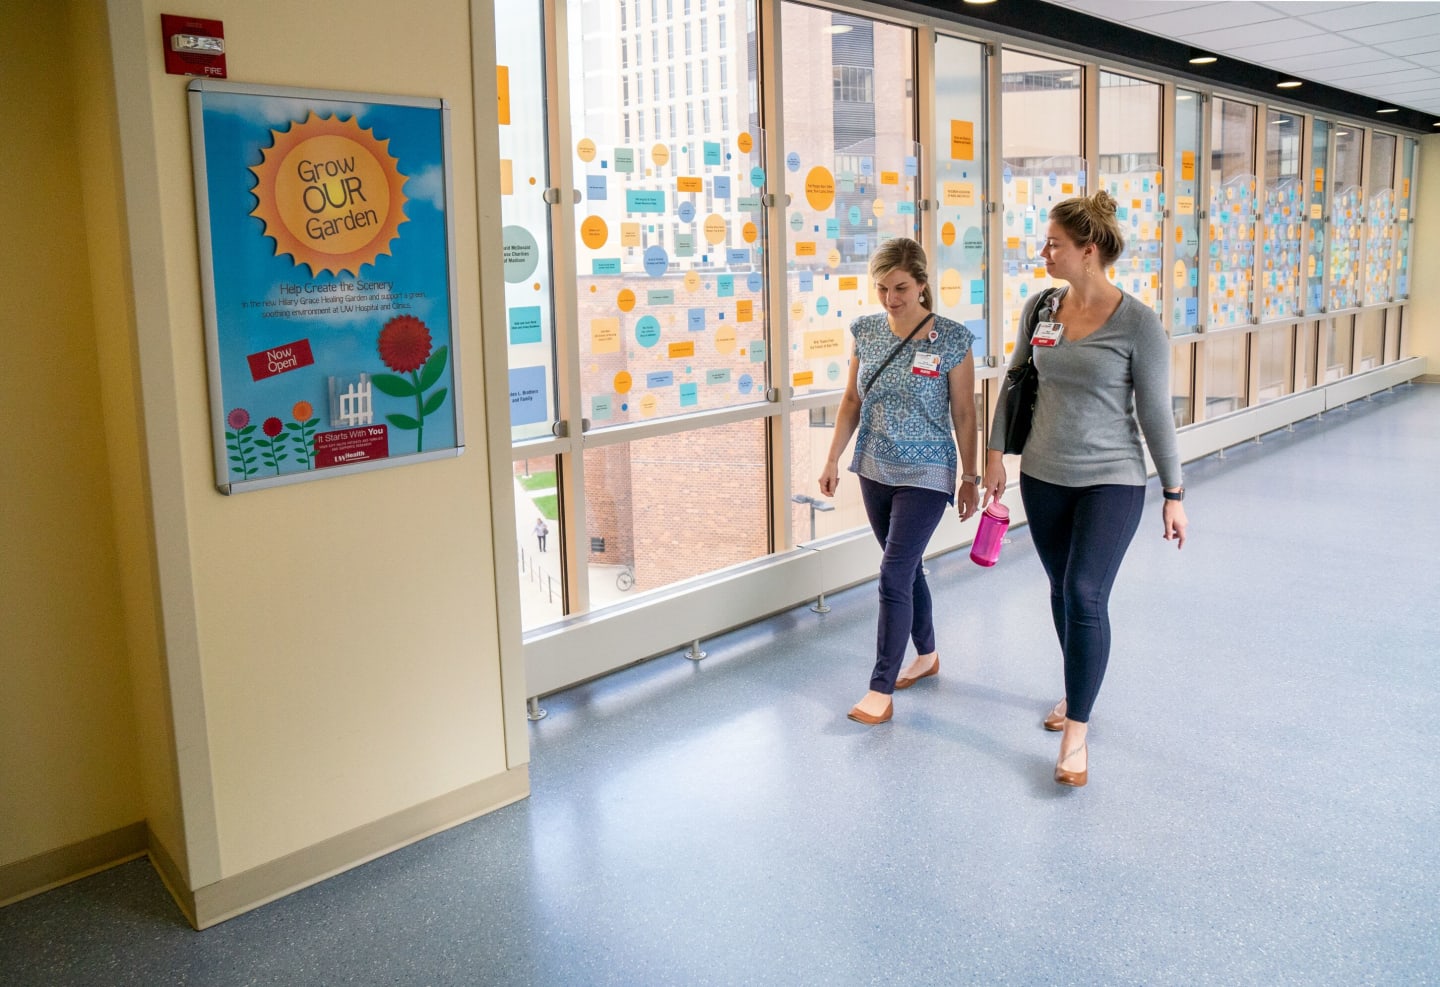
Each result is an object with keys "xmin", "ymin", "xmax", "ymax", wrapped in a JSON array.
[
  {"xmin": 858, "ymin": 477, "xmax": 951, "ymax": 695},
  {"xmin": 1019, "ymin": 473, "xmax": 1145, "ymax": 723}
]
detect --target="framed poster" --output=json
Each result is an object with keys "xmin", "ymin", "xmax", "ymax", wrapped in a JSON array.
[{"xmin": 188, "ymin": 80, "xmax": 463, "ymax": 493}]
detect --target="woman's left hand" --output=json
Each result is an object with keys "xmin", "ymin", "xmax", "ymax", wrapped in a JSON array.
[
  {"xmin": 1162, "ymin": 500, "xmax": 1188, "ymax": 549},
  {"xmin": 957, "ymin": 480, "xmax": 980, "ymax": 521}
]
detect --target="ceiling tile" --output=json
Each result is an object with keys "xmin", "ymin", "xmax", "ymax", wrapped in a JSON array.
[
  {"xmin": 1372, "ymin": 35, "xmax": 1440, "ymax": 57},
  {"xmin": 1063, "ymin": 0, "xmax": 1208, "ymax": 20},
  {"xmin": 1296, "ymin": 3, "xmax": 1436, "ymax": 32},
  {"xmin": 1339, "ymin": 13, "xmax": 1440, "ymax": 44},
  {"xmin": 1257, "ymin": 2, "xmax": 1352, "ymax": 14},
  {"xmin": 1232, "ymin": 33, "xmax": 1371, "ymax": 60},
  {"xmin": 1186, "ymin": 19, "xmax": 1326, "ymax": 49},
  {"xmin": 1122, "ymin": 2, "xmax": 1284, "ymax": 35},
  {"xmin": 1264, "ymin": 47, "xmax": 1393, "ymax": 74}
]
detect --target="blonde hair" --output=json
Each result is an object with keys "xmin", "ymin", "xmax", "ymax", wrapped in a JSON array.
[
  {"xmin": 1049, "ymin": 190, "xmax": 1125, "ymax": 268},
  {"xmin": 868, "ymin": 237, "xmax": 933, "ymax": 311}
]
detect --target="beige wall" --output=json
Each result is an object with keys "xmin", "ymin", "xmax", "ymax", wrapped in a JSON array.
[
  {"xmin": 0, "ymin": 0, "xmax": 144, "ymax": 876},
  {"xmin": 4, "ymin": 0, "xmax": 526, "ymax": 921},
  {"xmin": 1411, "ymin": 135, "xmax": 1439, "ymax": 373}
]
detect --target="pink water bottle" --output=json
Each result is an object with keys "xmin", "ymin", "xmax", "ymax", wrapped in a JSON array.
[{"xmin": 970, "ymin": 502, "xmax": 1010, "ymax": 567}]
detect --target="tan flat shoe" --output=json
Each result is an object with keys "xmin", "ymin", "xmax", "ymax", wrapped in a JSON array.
[
  {"xmin": 847, "ymin": 699, "xmax": 893, "ymax": 724},
  {"xmin": 1043, "ymin": 700, "xmax": 1066, "ymax": 732},
  {"xmin": 895, "ymin": 656, "xmax": 939, "ymax": 690},
  {"xmin": 1054, "ymin": 742, "xmax": 1087, "ymax": 787}
]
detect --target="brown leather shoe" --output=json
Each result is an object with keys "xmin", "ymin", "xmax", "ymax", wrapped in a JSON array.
[
  {"xmin": 847, "ymin": 699, "xmax": 893, "ymax": 724},
  {"xmin": 895, "ymin": 657, "xmax": 939, "ymax": 690},
  {"xmin": 1043, "ymin": 700, "xmax": 1066, "ymax": 732},
  {"xmin": 1054, "ymin": 742, "xmax": 1087, "ymax": 787}
]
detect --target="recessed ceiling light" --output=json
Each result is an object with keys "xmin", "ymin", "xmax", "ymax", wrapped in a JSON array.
[
  {"xmin": 1376, "ymin": 107, "xmax": 1399, "ymax": 114},
  {"xmin": 1277, "ymin": 79, "xmax": 1303, "ymax": 89},
  {"xmin": 1188, "ymin": 54, "xmax": 1218, "ymax": 65},
  {"xmin": 962, "ymin": 0, "xmax": 999, "ymax": 5}
]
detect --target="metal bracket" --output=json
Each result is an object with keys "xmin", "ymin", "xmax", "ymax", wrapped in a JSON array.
[
  {"xmin": 761, "ymin": 193, "xmax": 777, "ymax": 207},
  {"xmin": 527, "ymin": 697, "xmax": 548, "ymax": 721},
  {"xmin": 917, "ymin": 199, "xmax": 933, "ymax": 212},
  {"xmin": 551, "ymin": 420, "xmax": 569, "ymax": 438},
  {"xmin": 986, "ymin": 355, "xmax": 1000, "ymax": 368},
  {"xmin": 765, "ymin": 387, "xmax": 781, "ymax": 403},
  {"xmin": 542, "ymin": 187, "xmax": 561, "ymax": 204},
  {"xmin": 685, "ymin": 639, "xmax": 707, "ymax": 661},
  {"xmin": 581, "ymin": 417, "xmax": 592, "ymax": 433}
]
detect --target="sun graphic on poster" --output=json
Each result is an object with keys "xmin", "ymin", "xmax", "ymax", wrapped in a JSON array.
[{"xmin": 249, "ymin": 112, "xmax": 409, "ymax": 277}]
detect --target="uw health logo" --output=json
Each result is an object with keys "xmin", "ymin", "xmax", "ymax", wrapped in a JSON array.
[{"xmin": 249, "ymin": 112, "xmax": 409, "ymax": 277}]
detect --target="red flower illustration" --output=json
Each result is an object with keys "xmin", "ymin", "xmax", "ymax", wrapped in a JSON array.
[
  {"xmin": 378, "ymin": 316, "xmax": 433, "ymax": 373},
  {"xmin": 262, "ymin": 416, "xmax": 284, "ymax": 437},
  {"xmin": 227, "ymin": 408, "xmax": 251, "ymax": 430}
]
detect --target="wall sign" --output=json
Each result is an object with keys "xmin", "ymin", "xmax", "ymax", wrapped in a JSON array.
[{"xmin": 188, "ymin": 80, "xmax": 462, "ymax": 493}]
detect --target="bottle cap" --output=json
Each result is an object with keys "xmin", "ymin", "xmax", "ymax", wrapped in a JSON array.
[{"xmin": 984, "ymin": 502, "xmax": 1009, "ymax": 520}]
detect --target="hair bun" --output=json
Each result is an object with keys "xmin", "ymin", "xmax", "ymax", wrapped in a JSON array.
[{"xmin": 1089, "ymin": 190, "xmax": 1118, "ymax": 218}]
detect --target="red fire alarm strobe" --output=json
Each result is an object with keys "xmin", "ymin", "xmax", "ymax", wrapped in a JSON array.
[{"xmin": 161, "ymin": 14, "xmax": 226, "ymax": 78}]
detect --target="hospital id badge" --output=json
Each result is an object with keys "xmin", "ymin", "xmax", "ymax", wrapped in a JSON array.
[
  {"xmin": 1032, "ymin": 321, "xmax": 1065, "ymax": 347},
  {"xmin": 911, "ymin": 351, "xmax": 941, "ymax": 377}
]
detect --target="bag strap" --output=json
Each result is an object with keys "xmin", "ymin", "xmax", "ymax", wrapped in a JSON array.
[
  {"xmin": 861, "ymin": 313, "xmax": 936, "ymax": 396},
  {"xmin": 1024, "ymin": 288, "xmax": 1059, "ymax": 345}
]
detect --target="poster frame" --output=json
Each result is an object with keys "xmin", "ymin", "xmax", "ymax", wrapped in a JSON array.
[{"xmin": 188, "ymin": 78, "xmax": 464, "ymax": 494}]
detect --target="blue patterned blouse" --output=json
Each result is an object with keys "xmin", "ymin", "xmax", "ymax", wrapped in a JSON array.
[{"xmin": 848, "ymin": 312, "xmax": 975, "ymax": 500}]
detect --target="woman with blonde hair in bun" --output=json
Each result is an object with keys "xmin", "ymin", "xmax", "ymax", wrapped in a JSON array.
[{"xmin": 982, "ymin": 190, "xmax": 1188, "ymax": 787}]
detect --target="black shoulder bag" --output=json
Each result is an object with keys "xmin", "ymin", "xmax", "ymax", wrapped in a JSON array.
[
  {"xmin": 861, "ymin": 313, "xmax": 936, "ymax": 396},
  {"xmin": 1001, "ymin": 288, "xmax": 1058, "ymax": 455}
]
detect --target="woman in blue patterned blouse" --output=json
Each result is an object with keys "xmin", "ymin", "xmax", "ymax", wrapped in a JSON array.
[{"xmin": 819, "ymin": 237, "xmax": 979, "ymax": 725}]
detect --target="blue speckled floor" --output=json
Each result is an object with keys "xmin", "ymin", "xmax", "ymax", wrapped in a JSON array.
[{"xmin": 3, "ymin": 384, "xmax": 1438, "ymax": 986}]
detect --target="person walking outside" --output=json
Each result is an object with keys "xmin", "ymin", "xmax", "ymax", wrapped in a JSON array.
[
  {"xmin": 534, "ymin": 517, "xmax": 549, "ymax": 552},
  {"xmin": 983, "ymin": 190, "xmax": 1188, "ymax": 787},
  {"xmin": 820, "ymin": 237, "xmax": 980, "ymax": 725}
]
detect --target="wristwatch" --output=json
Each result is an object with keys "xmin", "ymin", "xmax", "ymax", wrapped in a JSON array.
[
  {"xmin": 961, "ymin": 474, "xmax": 982, "ymax": 486},
  {"xmin": 1162, "ymin": 487, "xmax": 1185, "ymax": 501}
]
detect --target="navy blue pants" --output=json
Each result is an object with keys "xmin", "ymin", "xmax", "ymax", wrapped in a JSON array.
[
  {"xmin": 1019, "ymin": 473, "xmax": 1145, "ymax": 723},
  {"xmin": 859, "ymin": 477, "xmax": 951, "ymax": 695}
]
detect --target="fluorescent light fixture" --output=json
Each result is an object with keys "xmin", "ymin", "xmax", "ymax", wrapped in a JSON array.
[
  {"xmin": 1277, "ymin": 79, "xmax": 1303, "ymax": 89},
  {"xmin": 1188, "ymin": 54, "xmax": 1218, "ymax": 65},
  {"xmin": 962, "ymin": 0, "xmax": 999, "ymax": 5},
  {"xmin": 1376, "ymin": 107, "xmax": 1399, "ymax": 114}
]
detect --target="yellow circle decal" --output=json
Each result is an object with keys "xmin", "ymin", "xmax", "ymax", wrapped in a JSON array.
[
  {"xmin": 614, "ymin": 371, "xmax": 632, "ymax": 394},
  {"xmin": 250, "ymin": 112, "xmax": 409, "ymax": 277},
  {"xmin": 715, "ymin": 325, "xmax": 737, "ymax": 354},
  {"xmin": 580, "ymin": 215, "xmax": 608, "ymax": 249},
  {"xmin": 576, "ymin": 138, "xmax": 597, "ymax": 162},
  {"xmin": 791, "ymin": 301, "xmax": 805, "ymax": 321},
  {"xmin": 805, "ymin": 167, "xmax": 836, "ymax": 211},
  {"xmin": 742, "ymin": 221, "xmax": 758, "ymax": 243},
  {"xmin": 617, "ymin": 288, "xmax": 636, "ymax": 312},
  {"xmin": 827, "ymin": 248, "xmax": 842, "ymax": 269},
  {"xmin": 652, "ymin": 143, "xmax": 671, "ymax": 167},
  {"xmin": 704, "ymin": 214, "xmax": 727, "ymax": 245},
  {"xmin": 939, "ymin": 268, "xmax": 963, "ymax": 307},
  {"xmin": 737, "ymin": 132, "xmax": 753, "ymax": 154},
  {"xmin": 684, "ymin": 271, "xmax": 701, "ymax": 291},
  {"xmin": 871, "ymin": 199, "xmax": 886, "ymax": 218},
  {"xmin": 639, "ymin": 393, "xmax": 659, "ymax": 415},
  {"xmin": 941, "ymin": 222, "xmax": 956, "ymax": 247},
  {"xmin": 1173, "ymin": 260, "xmax": 1187, "ymax": 289}
]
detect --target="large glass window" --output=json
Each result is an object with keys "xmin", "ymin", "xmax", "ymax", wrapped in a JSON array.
[
  {"xmin": 780, "ymin": 7, "xmax": 918, "ymax": 398},
  {"xmin": 1260, "ymin": 110, "xmax": 1301, "ymax": 321},
  {"xmin": 1306, "ymin": 118, "xmax": 1330, "ymax": 314},
  {"xmin": 1397, "ymin": 137, "xmax": 1417, "ymax": 299},
  {"xmin": 1324, "ymin": 314, "xmax": 1353, "ymax": 381},
  {"xmin": 1000, "ymin": 51, "xmax": 1083, "ymax": 355},
  {"xmin": 933, "ymin": 36, "xmax": 988, "ymax": 357},
  {"xmin": 1329, "ymin": 126, "xmax": 1363, "ymax": 311},
  {"xmin": 1171, "ymin": 341, "xmax": 1195, "ymax": 427},
  {"xmin": 497, "ymin": 2, "xmax": 557, "ymax": 444},
  {"xmin": 1204, "ymin": 332, "xmax": 1248, "ymax": 417},
  {"xmin": 1172, "ymin": 88, "xmax": 1202, "ymax": 335},
  {"xmin": 516, "ymin": 454, "xmax": 562, "ymax": 627},
  {"xmin": 1253, "ymin": 325, "xmax": 1292, "ymax": 402},
  {"xmin": 1098, "ymin": 71, "xmax": 1162, "ymax": 316},
  {"xmin": 1363, "ymin": 132, "xmax": 1397, "ymax": 306},
  {"xmin": 1207, "ymin": 97, "xmax": 1257, "ymax": 329}
]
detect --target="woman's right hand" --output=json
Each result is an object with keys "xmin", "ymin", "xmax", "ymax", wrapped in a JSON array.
[
  {"xmin": 980, "ymin": 451, "xmax": 1006, "ymax": 508},
  {"xmin": 819, "ymin": 461, "xmax": 840, "ymax": 498}
]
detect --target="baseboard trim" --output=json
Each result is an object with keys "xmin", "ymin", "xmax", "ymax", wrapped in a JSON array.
[
  {"xmin": 188, "ymin": 764, "xmax": 529, "ymax": 929},
  {"xmin": 1417, "ymin": 373, "xmax": 1439, "ymax": 385},
  {"xmin": 0, "ymin": 821, "xmax": 148, "ymax": 908}
]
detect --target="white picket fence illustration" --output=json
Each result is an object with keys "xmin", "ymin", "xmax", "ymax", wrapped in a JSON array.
[{"xmin": 329, "ymin": 373, "xmax": 374, "ymax": 427}]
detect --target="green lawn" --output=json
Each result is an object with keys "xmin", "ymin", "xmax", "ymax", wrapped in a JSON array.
[
  {"xmin": 517, "ymin": 469, "xmax": 557, "ymax": 491},
  {"xmin": 532, "ymin": 494, "xmax": 558, "ymax": 520}
]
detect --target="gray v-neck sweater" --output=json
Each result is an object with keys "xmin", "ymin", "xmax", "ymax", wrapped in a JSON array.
[{"xmin": 988, "ymin": 288, "xmax": 1183, "ymax": 490}]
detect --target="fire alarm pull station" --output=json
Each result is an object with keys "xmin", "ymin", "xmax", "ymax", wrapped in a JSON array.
[{"xmin": 161, "ymin": 14, "xmax": 226, "ymax": 78}]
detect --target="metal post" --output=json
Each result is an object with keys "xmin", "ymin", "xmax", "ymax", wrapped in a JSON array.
[
  {"xmin": 527, "ymin": 697, "xmax": 547, "ymax": 721},
  {"xmin": 685, "ymin": 639, "xmax": 707, "ymax": 661},
  {"xmin": 811, "ymin": 591, "xmax": 831, "ymax": 614}
]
